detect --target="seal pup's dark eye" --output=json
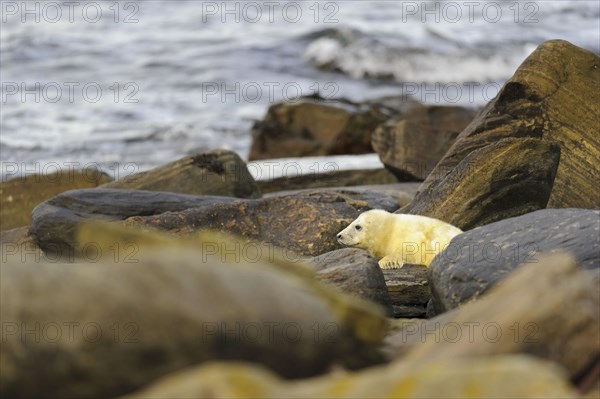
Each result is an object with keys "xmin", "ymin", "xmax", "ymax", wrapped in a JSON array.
[{"xmin": 355, "ymin": 225, "xmax": 362, "ymax": 230}]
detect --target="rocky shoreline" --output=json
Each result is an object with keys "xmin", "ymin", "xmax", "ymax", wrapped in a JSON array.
[{"xmin": 1, "ymin": 40, "xmax": 599, "ymax": 398}]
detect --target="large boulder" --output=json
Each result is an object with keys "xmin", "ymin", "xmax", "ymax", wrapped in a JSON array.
[
  {"xmin": 372, "ymin": 105, "xmax": 476, "ymax": 180},
  {"xmin": 385, "ymin": 253, "xmax": 599, "ymax": 382},
  {"xmin": 102, "ymin": 150, "xmax": 260, "ymax": 198},
  {"xmin": 382, "ymin": 266, "xmax": 430, "ymax": 318},
  {"xmin": 29, "ymin": 188, "xmax": 235, "ymax": 257},
  {"xmin": 129, "ymin": 255, "xmax": 594, "ymax": 398},
  {"xmin": 400, "ymin": 137, "xmax": 560, "ymax": 230},
  {"xmin": 122, "ymin": 189, "xmax": 399, "ymax": 257},
  {"xmin": 248, "ymin": 96, "xmax": 395, "ymax": 160},
  {"xmin": 404, "ymin": 40, "xmax": 600, "ymax": 212},
  {"xmin": 1, "ymin": 226, "xmax": 387, "ymax": 399},
  {"xmin": 428, "ymin": 208, "xmax": 600, "ymax": 314},
  {"xmin": 30, "ymin": 188, "xmax": 399, "ymax": 258},
  {"xmin": 0, "ymin": 170, "xmax": 111, "ymax": 231}
]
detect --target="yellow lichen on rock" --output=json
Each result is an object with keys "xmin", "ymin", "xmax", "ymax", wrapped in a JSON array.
[{"xmin": 126, "ymin": 355, "xmax": 577, "ymax": 399}]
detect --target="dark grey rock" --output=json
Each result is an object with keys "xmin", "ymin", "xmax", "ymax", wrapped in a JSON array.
[
  {"xmin": 311, "ymin": 248, "xmax": 391, "ymax": 312},
  {"xmin": 30, "ymin": 188, "xmax": 235, "ymax": 256},
  {"xmin": 30, "ymin": 188, "xmax": 399, "ymax": 259},
  {"xmin": 428, "ymin": 208, "xmax": 600, "ymax": 314},
  {"xmin": 124, "ymin": 189, "xmax": 400, "ymax": 257}
]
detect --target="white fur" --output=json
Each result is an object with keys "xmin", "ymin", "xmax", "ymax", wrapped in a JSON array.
[{"xmin": 336, "ymin": 209, "xmax": 462, "ymax": 269}]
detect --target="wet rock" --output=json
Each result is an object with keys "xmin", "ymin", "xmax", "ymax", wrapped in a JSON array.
[
  {"xmin": 248, "ymin": 96, "xmax": 395, "ymax": 160},
  {"xmin": 372, "ymin": 105, "xmax": 476, "ymax": 180},
  {"xmin": 126, "ymin": 355, "xmax": 577, "ymax": 399},
  {"xmin": 0, "ymin": 170, "xmax": 111, "ymax": 231},
  {"xmin": 428, "ymin": 208, "xmax": 600, "ymax": 314},
  {"xmin": 385, "ymin": 253, "xmax": 599, "ymax": 381},
  {"xmin": 310, "ymin": 248, "xmax": 391, "ymax": 311},
  {"xmin": 257, "ymin": 168, "xmax": 402, "ymax": 194},
  {"xmin": 102, "ymin": 150, "xmax": 260, "ymax": 198},
  {"xmin": 405, "ymin": 40, "xmax": 600, "ymax": 210},
  {"xmin": 382, "ymin": 265, "xmax": 430, "ymax": 318},
  {"xmin": 29, "ymin": 188, "xmax": 236, "ymax": 257},
  {"xmin": 1, "ymin": 229, "xmax": 387, "ymax": 398},
  {"xmin": 401, "ymin": 137, "xmax": 560, "ymax": 230},
  {"xmin": 123, "ymin": 189, "xmax": 399, "ymax": 257}
]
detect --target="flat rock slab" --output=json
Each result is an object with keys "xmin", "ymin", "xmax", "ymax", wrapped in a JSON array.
[
  {"xmin": 125, "ymin": 190, "xmax": 399, "ymax": 257},
  {"xmin": 30, "ymin": 188, "xmax": 399, "ymax": 258},
  {"xmin": 382, "ymin": 265, "xmax": 430, "ymax": 318},
  {"xmin": 30, "ymin": 188, "xmax": 236, "ymax": 256},
  {"xmin": 311, "ymin": 249, "xmax": 391, "ymax": 312},
  {"xmin": 428, "ymin": 208, "xmax": 600, "ymax": 314}
]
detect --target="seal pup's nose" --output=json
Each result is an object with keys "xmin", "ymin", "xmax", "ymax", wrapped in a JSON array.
[{"xmin": 337, "ymin": 234, "xmax": 342, "ymax": 239}]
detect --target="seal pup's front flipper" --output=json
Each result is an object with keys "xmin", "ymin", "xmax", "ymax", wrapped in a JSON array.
[{"xmin": 378, "ymin": 256, "xmax": 405, "ymax": 269}]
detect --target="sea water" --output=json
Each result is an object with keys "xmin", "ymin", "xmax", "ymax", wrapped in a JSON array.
[{"xmin": 1, "ymin": 0, "xmax": 598, "ymax": 179}]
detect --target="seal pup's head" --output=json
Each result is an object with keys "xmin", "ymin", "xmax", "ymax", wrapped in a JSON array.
[{"xmin": 336, "ymin": 209, "xmax": 390, "ymax": 249}]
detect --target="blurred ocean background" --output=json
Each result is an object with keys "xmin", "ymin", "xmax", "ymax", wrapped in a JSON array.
[{"xmin": 1, "ymin": 0, "xmax": 599, "ymax": 178}]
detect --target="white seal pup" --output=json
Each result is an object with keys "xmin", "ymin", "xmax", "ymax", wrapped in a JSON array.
[{"xmin": 337, "ymin": 209, "xmax": 462, "ymax": 269}]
